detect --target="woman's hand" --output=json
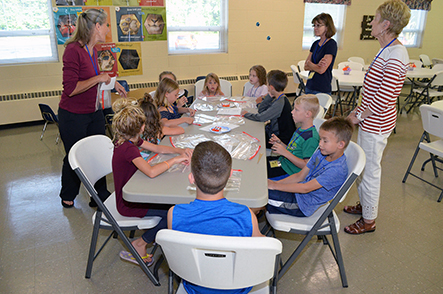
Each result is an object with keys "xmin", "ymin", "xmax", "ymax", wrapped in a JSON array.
[
  {"xmin": 97, "ymin": 73, "xmax": 111, "ymax": 84},
  {"xmin": 347, "ymin": 111, "xmax": 360, "ymax": 125},
  {"xmin": 114, "ymin": 81, "xmax": 128, "ymax": 98}
]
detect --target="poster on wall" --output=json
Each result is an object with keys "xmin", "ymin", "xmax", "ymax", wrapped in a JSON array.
[
  {"xmin": 116, "ymin": 7, "xmax": 144, "ymax": 42},
  {"xmin": 82, "ymin": 7, "xmax": 113, "ymax": 42},
  {"xmin": 112, "ymin": 0, "xmax": 139, "ymax": 6},
  {"xmin": 55, "ymin": 0, "xmax": 84, "ymax": 6},
  {"xmin": 115, "ymin": 42, "xmax": 143, "ymax": 76},
  {"xmin": 141, "ymin": 6, "xmax": 167, "ymax": 41},
  {"xmin": 53, "ymin": 7, "xmax": 82, "ymax": 45},
  {"xmin": 139, "ymin": 0, "xmax": 164, "ymax": 6},
  {"xmin": 84, "ymin": 0, "xmax": 112, "ymax": 6},
  {"xmin": 95, "ymin": 43, "xmax": 119, "ymax": 76}
]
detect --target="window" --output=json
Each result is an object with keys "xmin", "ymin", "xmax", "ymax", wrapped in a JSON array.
[
  {"xmin": 398, "ymin": 9, "xmax": 427, "ymax": 48},
  {"xmin": 302, "ymin": 3, "xmax": 346, "ymax": 50},
  {"xmin": 166, "ymin": 0, "xmax": 228, "ymax": 54},
  {"xmin": 0, "ymin": 0, "xmax": 58, "ymax": 65}
]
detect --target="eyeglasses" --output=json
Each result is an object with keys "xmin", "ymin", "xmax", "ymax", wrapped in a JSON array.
[{"xmin": 312, "ymin": 24, "xmax": 325, "ymax": 28}]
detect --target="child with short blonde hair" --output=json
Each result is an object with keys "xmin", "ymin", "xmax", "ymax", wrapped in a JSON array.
[
  {"xmin": 267, "ymin": 94, "xmax": 320, "ymax": 179},
  {"xmin": 154, "ymin": 78, "xmax": 195, "ymax": 127},
  {"xmin": 112, "ymin": 98, "xmax": 191, "ymax": 266},
  {"xmin": 199, "ymin": 73, "xmax": 225, "ymax": 97}
]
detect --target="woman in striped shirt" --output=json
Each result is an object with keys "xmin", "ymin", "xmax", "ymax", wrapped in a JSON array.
[{"xmin": 344, "ymin": 0, "xmax": 410, "ymax": 234}]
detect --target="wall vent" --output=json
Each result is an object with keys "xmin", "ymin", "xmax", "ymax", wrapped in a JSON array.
[
  {"xmin": 239, "ymin": 75, "xmax": 249, "ymax": 81},
  {"xmin": 0, "ymin": 90, "xmax": 63, "ymax": 102},
  {"xmin": 287, "ymin": 72, "xmax": 293, "ymax": 77},
  {"xmin": 220, "ymin": 75, "xmax": 239, "ymax": 82},
  {"xmin": 178, "ymin": 79, "xmax": 196, "ymax": 86}
]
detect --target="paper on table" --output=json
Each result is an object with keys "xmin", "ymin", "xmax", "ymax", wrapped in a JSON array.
[
  {"xmin": 217, "ymin": 107, "xmax": 242, "ymax": 116},
  {"xmin": 199, "ymin": 123, "xmax": 240, "ymax": 132},
  {"xmin": 100, "ymin": 76, "xmax": 116, "ymax": 91}
]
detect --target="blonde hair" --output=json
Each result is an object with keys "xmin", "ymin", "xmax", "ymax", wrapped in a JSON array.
[
  {"xmin": 65, "ymin": 8, "xmax": 107, "ymax": 47},
  {"xmin": 294, "ymin": 94, "xmax": 320, "ymax": 118},
  {"xmin": 250, "ymin": 65, "xmax": 267, "ymax": 86},
  {"xmin": 112, "ymin": 98, "xmax": 145, "ymax": 146},
  {"xmin": 138, "ymin": 93, "xmax": 163, "ymax": 143},
  {"xmin": 376, "ymin": 0, "xmax": 411, "ymax": 36},
  {"xmin": 154, "ymin": 78, "xmax": 179, "ymax": 108},
  {"xmin": 202, "ymin": 73, "xmax": 223, "ymax": 96}
]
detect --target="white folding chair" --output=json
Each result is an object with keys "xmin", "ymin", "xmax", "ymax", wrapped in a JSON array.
[
  {"xmin": 68, "ymin": 135, "xmax": 162, "ymax": 285},
  {"xmin": 263, "ymin": 141, "xmax": 366, "ymax": 288},
  {"xmin": 432, "ymin": 58, "xmax": 443, "ymax": 65},
  {"xmin": 330, "ymin": 76, "xmax": 343, "ymax": 116},
  {"xmin": 194, "ymin": 79, "xmax": 232, "ymax": 97},
  {"xmin": 313, "ymin": 117, "xmax": 326, "ymax": 133},
  {"xmin": 337, "ymin": 61, "xmax": 364, "ymax": 109},
  {"xmin": 243, "ymin": 81, "xmax": 254, "ymax": 96},
  {"xmin": 420, "ymin": 54, "xmax": 433, "ymax": 68},
  {"xmin": 403, "ymin": 104, "xmax": 443, "ymax": 202},
  {"xmin": 409, "ymin": 59, "xmax": 423, "ymax": 68},
  {"xmin": 315, "ymin": 105, "xmax": 325, "ymax": 119},
  {"xmin": 347, "ymin": 56, "xmax": 365, "ymax": 66},
  {"xmin": 297, "ymin": 60, "xmax": 306, "ymax": 72},
  {"xmin": 315, "ymin": 93, "xmax": 333, "ymax": 114},
  {"xmin": 149, "ymin": 90, "xmax": 156, "ymax": 97},
  {"xmin": 156, "ymin": 229, "xmax": 282, "ymax": 294},
  {"xmin": 407, "ymin": 71, "xmax": 443, "ymax": 112},
  {"xmin": 194, "ymin": 79, "xmax": 205, "ymax": 97},
  {"xmin": 290, "ymin": 65, "xmax": 306, "ymax": 98}
]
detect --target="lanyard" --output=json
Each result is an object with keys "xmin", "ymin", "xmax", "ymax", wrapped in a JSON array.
[
  {"xmin": 252, "ymin": 86, "xmax": 259, "ymax": 97},
  {"xmin": 307, "ymin": 154, "xmax": 335, "ymax": 181},
  {"xmin": 85, "ymin": 45, "xmax": 98, "ymax": 76},
  {"xmin": 312, "ymin": 38, "xmax": 328, "ymax": 64},
  {"xmin": 364, "ymin": 38, "xmax": 396, "ymax": 82},
  {"xmin": 286, "ymin": 126, "xmax": 313, "ymax": 151},
  {"xmin": 275, "ymin": 93, "xmax": 284, "ymax": 101}
]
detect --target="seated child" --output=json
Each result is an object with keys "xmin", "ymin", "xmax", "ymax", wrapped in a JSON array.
[
  {"xmin": 138, "ymin": 94, "xmax": 184, "ymax": 145},
  {"xmin": 167, "ymin": 141, "xmax": 263, "ymax": 294},
  {"xmin": 245, "ymin": 65, "xmax": 268, "ymax": 104},
  {"xmin": 241, "ymin": 69, "xmax": 296, "ymax": 147},
  {"xmin": 111, "ymin": 99, "xmax": 192, "ymax": 265},
  {"xmin": 267, "ymin": 94, "xmax": 320, "ymax": 179},
  {"xmin": 158, "ymin": 71, "xmax": 189, "ymax": 106},
  {"xmin": 154, "ymin": 78, "xmax": 195, "ymax": 127},
  {"xmin": 265, "ymin": 117, "xmax": 353, "ymax": 217},
  {"xmin": 199, "ymin": 73, "xmax": 225, "ymax": 97}
]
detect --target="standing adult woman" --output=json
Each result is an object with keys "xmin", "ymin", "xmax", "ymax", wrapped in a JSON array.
[
  {"xmin": 59, "ymin": 8, "xmax": 127, "ymax": 208},
  {"xmin": 304, "ymin": 13, "xmax": 337, "ymax": 95},
  {"xmin": 344, "ymin": 0, "xmax": 410, "ymax": 234}
]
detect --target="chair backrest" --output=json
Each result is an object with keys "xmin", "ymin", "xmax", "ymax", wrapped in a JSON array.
[
  {"xmin": 68, "ymin": 135, "xmax": 114, "ymax": 189},
  {"xmin": 420, "ymin": 54, "xmax": 432, "ymax": 67},
  {"xmin": 243, "ymin": 81, "xmax": 254, "ymax": 96},
  {"xmin": 339, "ymin": 141, "xmax": 366, "ymax": 203},
  {"xmin": 315, "ymin": 105, "xmax": 325, "ymax": 119},
  {"xmin": 431, "ymin": 71, "xmax": 443, "ymax": 87},
  {"xmin": 220, "ymin": 79, "xmax": 232, "ymax": 96},
  {"xmin": 313, "ymin": 117, "xmax": 326, "ymax": 133},
  {"xmin": 290, "ymin": 65, "xmax": 304, "ymax": 84},
  {"xmin": 347, "ymin": 57, "xmax": 365, "ymax": 66},
  {"xmin": 194, "ymin": 79, "xmax": 232, "ymax": 96},
  {"xmin": 420, "ymin": 104, "xmax": 443, "ymax": 138},
  {"xmin": 432, "ymin": 64, "xmax": 443, "ymax": 72},
  {"xmin": 38, "ymin": 104, "xmax": 58, "ymax": 123},
  {"xmin": 297, "ymin": 60, "xmax": 306, "ymax": 72},
  {"xmin": 156, "ymin": 229, "xmax": 282, "ymax": 290},
  {"xmin": 337, "ymin": 61, "xmax": 363, "ymax": 71},
  {"xmin": 315, "ymin": 93, "xmax": 333, "ymax": 112},
  {"xmin": 432, "ymin": 58, "xmax": 443, "ymax": 65},
  {"xmin": 409, "ymin": 59, "xmax": 423, "ymax": 68},
  {"xmin": 331, "ymin": 76, "xmax": 339, "ymax": 92}
]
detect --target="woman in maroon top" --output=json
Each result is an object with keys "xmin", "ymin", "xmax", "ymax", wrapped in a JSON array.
[{"xmin": 59, "ymin": 9, "xmax": 127, "ymax": 208}]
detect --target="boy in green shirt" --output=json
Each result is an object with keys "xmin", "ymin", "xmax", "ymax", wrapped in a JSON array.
[{"xmin": 267, "ymin": 94, "xmax": 320, "ymax": 179}]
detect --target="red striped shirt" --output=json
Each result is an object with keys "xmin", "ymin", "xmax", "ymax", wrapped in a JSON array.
[{"xmin": 357, "ymin": 45, "xmax": 409, "ymax": 134}]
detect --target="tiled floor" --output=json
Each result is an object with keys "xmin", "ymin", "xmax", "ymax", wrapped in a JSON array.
[{"xmin": 1, "ymin": 102, "xmax": 443, "ymax": 293}]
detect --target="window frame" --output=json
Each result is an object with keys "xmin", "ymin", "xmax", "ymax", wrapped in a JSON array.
[
  {"xmin": 398, "ymin": 9, "xmax": 427, "ymax": 48},
  {"xmin": 0, "ymin": 0, "xmax": 58, "ymax": 66},
  {"xmin": 166, "ymin": 0, "xmax": 228, "ymax": 55},
  {"xmin": 302, "ymin": 3, "xmax": 346, "ymax": 50}
]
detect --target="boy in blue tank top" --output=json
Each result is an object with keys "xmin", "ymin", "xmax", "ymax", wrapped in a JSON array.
[{"xmin": 167, "ymin": 141, "xmax": 263, "ymax": 294}]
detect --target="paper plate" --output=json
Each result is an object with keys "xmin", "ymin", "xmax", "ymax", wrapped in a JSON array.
[{"xmin": 210, "ymin": 126, "xmax": 231, "ymax": 134}]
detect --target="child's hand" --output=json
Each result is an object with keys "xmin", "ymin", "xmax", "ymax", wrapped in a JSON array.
[
  {"xmin": 180, "ymin": 148, "xmax": 193, "ymax": 158},
  {"xmin": 271, "ymin": 142, "xmax": 287, "ymax": 156},
  {"xmin": 241, "ymin": 110, "xmax": 248, "ymax": 116},
  {"xmin": 188, "ymin": 108, "xmax": 196, "ymax": 116},
  {"xmin": 267, "ymin": 179, "xmax": 276, "ymax": 190},
  {"xmin": 177, "ymin": 152, "xmax": 191, "ymax": 165},
  {"xmin": 268, "ymin": 134, "xmax": 281, "ymax": 145},
  {"xmin": 255, "ymin": 96, "xmax": 264, "ymax": 104},
  {"xmin": 184, "ymin": 117, "xmax": 194, "ymax": 125},
  {"xmin": 177, "ymin": 96, "xmax": 187, "ymax": 107}
]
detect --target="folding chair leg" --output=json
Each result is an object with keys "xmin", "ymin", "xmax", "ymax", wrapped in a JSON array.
[
  {"xmin": 40, "ymin": 122, "xmax": 48, "ymax": 140},
  {"xmin": 168, "ymin": 270, "xmax": 174, "ymax": 294},
  {"xmin": 330, "ymin": 222, "xmax": 348, "ymax": 287},
  {"xmin": 85, "ymin": 210, "xmax": 102, "ymax": 279},
  {"xmin": 438, "ymin": 191, "xmax": 443, "ymax": 202},
  {"xmin": 277, "ymin": 234, "xmax": 313, "ymax": 281},
  {"xmin": 430, "ymin": 155, "xmax": 439, "ymax": 178},
  {"xmin": 402, "ymin": 132, "xmax": 427, "ymax": 183}
]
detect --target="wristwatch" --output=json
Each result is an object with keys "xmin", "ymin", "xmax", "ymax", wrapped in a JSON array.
[{"xmin": 356, "ymin": 112, "xmax": 365, "ymax": 122}]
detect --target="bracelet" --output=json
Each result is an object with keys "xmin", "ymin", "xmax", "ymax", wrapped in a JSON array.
[{"xmin": 164, "ymin": 161, "xmax": 170, "ymax": 169}]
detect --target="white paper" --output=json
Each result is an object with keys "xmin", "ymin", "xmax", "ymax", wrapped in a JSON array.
[
  {"xmin": 217, "ymin": 108, "xmax": 242, "ymax": 116},
  {"xmin": 100, "ymin": 76, "xmax": 116, "ymax": 91}
]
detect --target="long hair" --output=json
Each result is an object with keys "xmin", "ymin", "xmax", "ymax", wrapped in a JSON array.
[
  {"xmin": 112, "ymin": 98, "xmax": 145, "ymax": 146},
  {"xmin": 202, "ymin": 73, "xmax": 223, "ymax": 96},
  {"xmin": 154, "ymin": 78, "xmax": 179, "ymax": 108},
  {"xmin": 64, "ymin": 8, "xmax": 107, "ymax": 47},
  {"xmin": 138, "ymin": 93, "xmax": 163, "ymax": 143},
  {"xmin": 250, "ymin": 65, "xmax": 267, "ymax": 86}
]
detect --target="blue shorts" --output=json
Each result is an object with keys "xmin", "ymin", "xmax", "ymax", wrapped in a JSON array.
[{"xmin": 267, "ymin": 190, "xmax": 306, "ymax": 217}]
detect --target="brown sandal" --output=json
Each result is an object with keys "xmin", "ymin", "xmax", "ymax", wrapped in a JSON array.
[
  {"xmin": 344, "ymin": 217, "xmax": 376, "ymax": 235},
  {"xmin": 343, "ymin": 202, "xmax": 362, "ymax": 215}
]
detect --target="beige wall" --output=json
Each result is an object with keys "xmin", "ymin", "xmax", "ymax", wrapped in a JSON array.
[{"xmin": 0, "ymin": 0, "xmax": 441, "ymax": 96}]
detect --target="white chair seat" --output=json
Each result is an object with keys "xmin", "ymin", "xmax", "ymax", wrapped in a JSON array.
[
  {"xmin": 419, "ymin": 140, "xmax": 443, "ymax": 157},
  {"xmin": 92, "ymin": 192, "xmax": 161, "ymax": 230},
  {"xmin": 266, "ymin": 208, "xmax": 340, "ymax": 234}
]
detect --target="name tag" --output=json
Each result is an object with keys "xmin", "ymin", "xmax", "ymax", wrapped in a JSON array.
[
  {"xmin": 269, "ymin": 160, "xmax": 281, "ymax": 168},
  {"xmin": 308, "ymin": 72, "xmax": 315, "ymax": 79}
]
